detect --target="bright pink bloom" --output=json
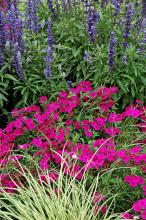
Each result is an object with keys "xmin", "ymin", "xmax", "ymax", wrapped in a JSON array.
[
  {"xmin": 124, "ymin": 106, "xmax": 141, "ymax": 118},
  {"xmin": 39, "ymin": 96, "xmax": 47, "ymax": 104},
  {"xmin": 124, "ymin": 175, "xmax": 144, "ymax": 188},
  {"xmin": 109, "ymin": 113, "xmax": 124, "ymax": 123},
  {"xmin": 121, "ymin": 212, "xmax": 132, "ymax": 219},
  {"xmin": 132, "ymin": 198, "xmax": 146, "ymax": 212},
  {"xmin": 104, "ymin": 127, "xmax": 120, "ymax": 136}
]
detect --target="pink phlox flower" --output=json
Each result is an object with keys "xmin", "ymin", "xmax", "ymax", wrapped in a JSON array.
[
  {"xmin": 121, "ymin": 212, "xmax": 132, "ymax": 219},
  {"xmin": 109, "ymin": 113, "xmax": 124, "ymax": 123},
  {"xmin": 132, "ymin": 198, "xmax": 146, "ymax": 212},
  {"xmin": 81, "ymin": 120, "xmax": 89, "ymax": 126},
  {"xmin": 66, "ymin": 119, "xmax": 72, "ymax": 126},
  {"xmin": 141, "ymin": 210, "xmax": 146, "ymax": 220},
  {"xmin": 59, "ymin": 91, "xmax": 68, "ymax": 98},
  {"xmin": 31, "ymin": 137, "xmax": 43, "ymax": 148},
  {"xmin": 124, "ymin": 106, "xmax": 141, "ymax": 118},
  {"xmin": 23, "ymin": 118, "xmax": 36, "ymax": 130},
  {"xmin": 18, "ymin": 143, "xmax": 29, "ymax": 149},
  {"xmin": 70, "ymin": 81, "xmax": 92, "ymax": 94},
  {"xmin": 93, "ymin": 138, "xmax": 115, "ymax": 148},
  {"xmin": 130, "ymin": 146, "xmax": 142, "ymax": 154},
  {"xmin": 39, "ymin": 153, "xmax": 50, "ymax": 171},
  {"xmin": 100, "ymin": 100, "xmax": 114, "ymax": 112},
  {"xmin": 104, "ymin": 127, "xmax": 120, "ymax": 136},
  {"xmin": 84, "ymin": 130, "xmax": 93, "ymax": 137},
  {"xmin": 73, "ymin": 121, "xmax": 81, "ymax": 130},
  {"xmin": 97, "ymin": 86, "xmax": 118, "ymax": 100},
  {"xmin": 124, "ymin": 175, "xmax": 144, "ymax": 188},
  {"xmin": 39, "ymin": 96, "xmax": 47, "ymax": 104}
]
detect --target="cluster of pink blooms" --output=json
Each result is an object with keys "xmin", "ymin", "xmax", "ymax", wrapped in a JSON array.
[{"xmin": 0, "ymin": 81, "xmax": 146, "ymax": 217}]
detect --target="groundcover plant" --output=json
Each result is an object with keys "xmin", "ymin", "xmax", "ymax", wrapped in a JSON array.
[{"xmin": 0, "ymin": 81, "xmax": 146, "ymax": 219}]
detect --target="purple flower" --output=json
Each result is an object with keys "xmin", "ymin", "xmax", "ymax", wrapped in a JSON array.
[
  {"xmin": 9, "ymin": 4, "xmax": 18, "ymax": 44},
  {"xmin": 108, "ymin": 31, "xmax": 117, "ymax": 72},
  {"xmin": 122, "ymin": 54, "xmax": 127, "ymax": 64},
  {"xmin": 44, "ymin": 46, "xmax": 53, "ymax": 79},
  {"xmin": 66, "ymin": 80, "xmax": 72, "ymax": 89},
  {"xmin": 0, "ymin": 12, "xmax": 6, "ymax": 48},
  {"xmin": 9, "ymin": 4, "xmax": 24, "ymax": 51},
  {"xmin": 84, "ymin": 0, "xmax": 91, "ymax": 14},
  {"xmin": 13, "ymin": 42, "xmax": 24, "ymax": 80},
  {"xmin": 142, "ymin": 0, "xmax": 146, "ymax": 18},
  {"xmin": 47, "ymin": 0, "xmax": 56, "ymax": 16},
  {"xmin": 32, "ymin": 0, "xmax": 39, "ymax": 33},
  {"xmin": 138, "ymin": 18, "xmax": 146, "ymax": 54},
  {"xmin": 122, "ymin": 3, "xmax": 132, "ymax": 49},
  {"xmin": 84, "ymin": 51, "xmax": 92, "ymax": 63},
  {"xmin": 87, "ymin": 7, "xmax": 100, "ymax": 43},
  {"xmin": 26, "ymin": 0, "xmax": 33, "ymax": 30},
  {"xmin": 112, "ymin": 0, "xmax": 121, "ymax": 16},
  {"xmin": 44, "ymin": 18, "xmax": 54, "ymax": 79},
  {"xmin": 47, "ymin": 18, "xmax": 54, "ymax": 49}
]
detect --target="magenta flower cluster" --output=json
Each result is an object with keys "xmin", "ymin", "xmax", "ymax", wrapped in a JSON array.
[{"xmin": 0, "ymin": 81, "xmax": 146, "ymax": 218}]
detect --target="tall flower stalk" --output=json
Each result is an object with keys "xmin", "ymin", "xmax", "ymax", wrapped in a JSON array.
[
  {"xmin": 142, "ymin": 0, "xmax": 146, "ymax": 18},
  {"xmin": 26, "ymin": 0, "xmax": 33, "ymax": 30},
  {"xmin": 32, "ymin": 0, "xmax": 39, "ymax": 33},
  {"xmin": 87, "ymin": 6, "xmax": 100, "ymax": 43},
  {"xmin": 122, "ymin": 3, "xmax": 132, "ymax": 49},
  {"xmin": 122, "ymin": 3, "xmax": 132, "ymax": 63},
  {"xmin": 13, "ymin": 42, "xmax": 24, "ymax": 80},
  {"xmin": 108, "ymin": 31, "xmax": 117, "ymax": 72},
  {"xmin": 44, "ymin": 18, "xmax": 54, "ymax": 79}
]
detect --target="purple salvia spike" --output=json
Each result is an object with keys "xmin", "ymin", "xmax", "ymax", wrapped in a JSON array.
[
  {"xmin": 32, "ymin": 0, "xmax": 39, "ymax": 33},
  {"xmin": 47, "ymin": 17, "xmax": 54, "ymax": 48},
  {"xmin": 122, "ymin": 3, "xmax": 132, "ymax": 50},
  {"xmin": 0, "ymin": 13, "xmax": 4, "ymax": 66},
  {"xmin": 108, "ymin": 31, "xmax": 117, "ymax": 72},
  {"xmin": 26, "ymin": 0, "xmax": 33, "ymax": 30},
  {"xmin": 13, "ymin": 42, "xmax": 24, "ymax": 80},
  {"xmin": 112, "ymin": 0, "xmax": 121, "ymax": 16},
  {"xmin": 44, "ymin": 18, "xmax": 54, "ymax": 79},
  {"xmin": 142, "ymin": 0, "xmax": 146, "ymax": 18},
  {"xmin": 44, "ymin": 46, "xmax": 52, "ymax": 79},
  {"xmin": 9, "ymin": 4, "xmax": 18, "ymax": 44},
  {"xmin": 138, "ymin": 18, "xmax": 146, "ymax": 53},
  {"xmin": 87, "ymin": 7, "xmax": 100, "ymax": 43},
  {"xmin": 0, "ymin": 12, "xmax": 6, "ymax": 48},
  {"xmin": 47, "ymin": 0, "xmax": 56, "ymax": 16}
]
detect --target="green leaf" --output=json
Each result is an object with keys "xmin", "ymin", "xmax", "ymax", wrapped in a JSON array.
[
  {"xmin": 72, "ymin": 47, "xmax": 81, "ymax": 58},
  {"xmin": 131, "ymin": 86, "xmax": 135, "ymax": 97},
  {"xmin": 131, "ymin": 62, "xmax": 138, "ymax": 77},
  {"xmin": 4, "ymin": 74, "xmax": 18, "ymax": 82},
  {"xmin": 117, "ymin": 80, "xmax": 128, "ymax": 93},
  {"xmin": 140, "ymin": 76, "xmax": 146, "ymax": 86},
  {"xmin": 121, "ymin": 74, "xmax": 137, "ymax": 91}
]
